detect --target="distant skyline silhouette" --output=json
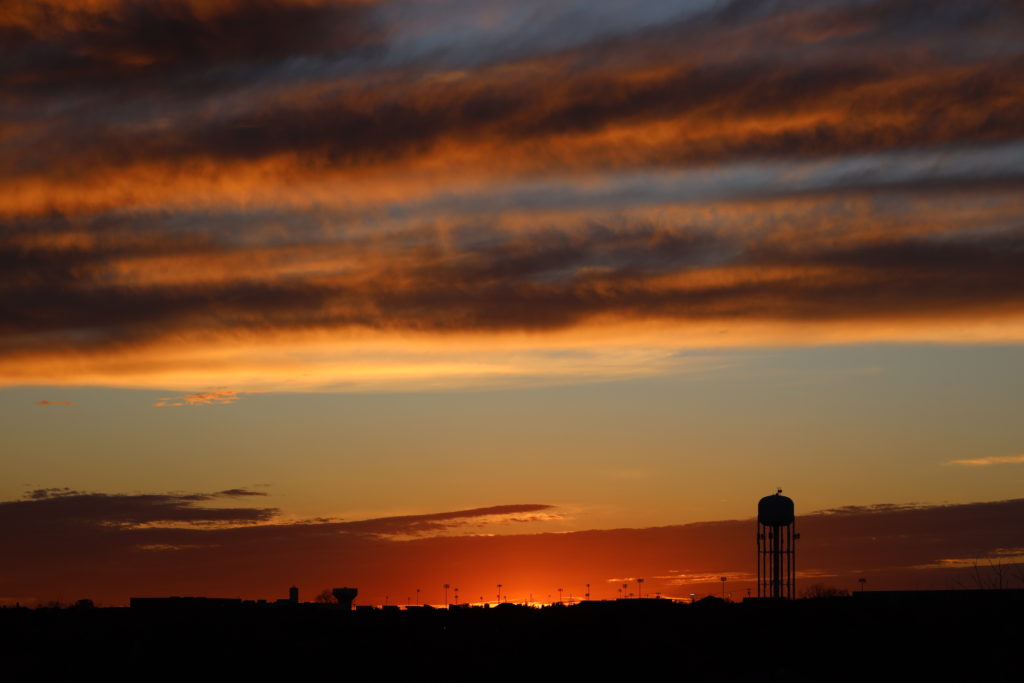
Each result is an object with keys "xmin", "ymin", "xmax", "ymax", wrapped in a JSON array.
[{"xmin": 3, "ymin": 489, "xmax": 1023, "ymax": 607}]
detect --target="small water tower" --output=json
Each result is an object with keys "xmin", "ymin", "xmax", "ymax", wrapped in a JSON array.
[
  {"xmin": 332, "ymin": 587, "xmax": 358, "ymax": 610},
  {"xmin": 756, "ymin": 490, "xmax": 798, "ymax": 599}
]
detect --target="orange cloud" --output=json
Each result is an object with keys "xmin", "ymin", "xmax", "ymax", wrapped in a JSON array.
[
  {"xmin": 945, "ymin": 454, "xmax": 1024, "ymax": 467},
  {"xmin": 1, "ymin": 0, "xmax": 1022, "ymax": 390},
  {"xmin": 153, "ymin": 389, "xmax": 245, "ymax": 407}
]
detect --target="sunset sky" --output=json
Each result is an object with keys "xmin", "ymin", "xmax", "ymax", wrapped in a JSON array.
[{"xmin": 2, "ymin": 0, "xmax": 1023, "ymax": 606}]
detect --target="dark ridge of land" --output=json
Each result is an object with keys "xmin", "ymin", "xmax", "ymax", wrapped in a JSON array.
[{"xmin": 3, "ymin": 593, "xmax": 1022, "ymax": 679}]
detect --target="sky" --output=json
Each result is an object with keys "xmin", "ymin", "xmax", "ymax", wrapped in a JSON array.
[{"xmin": 2, "ymin": 0, "xmax": 1023, "ymax": 606}]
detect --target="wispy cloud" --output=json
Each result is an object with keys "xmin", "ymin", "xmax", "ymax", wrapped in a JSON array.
[
  {"xmin": 33, "ymin": 400, "xmax": 73, "ymax": 406},
  {"xmin": 214, "ymin": 488, "xmax": 269, "ymax": 498},
  {"xmin": 153, "ymin": 390, "xmax": 245, "ymax": 407},
  {"xmin": 945, "ymin": 454, "xmax": 1024, "ymax": 467}
]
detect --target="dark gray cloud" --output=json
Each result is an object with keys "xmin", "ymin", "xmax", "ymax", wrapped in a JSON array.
[
  {"xmin": 215, "ymin": 488, "xmax": 269, "ymax": 498},
  {"xmin": 4, "ymin": 489, "xmax": 278, "ymax": 528},
  {"xmin": 6, "ymin": 55, "xmax": 1023, "ymax": 182},
  {"xmin": 0, "ymin": 0, "xmax": 380, "ymax": 92},
  {"xmin": 2, "ymin": 219, "xmax": 1023, "ymax": 357},
  {"xmin": 336, "ymin": 504, "xmax": 558, "ymax": 537},
  {"xmin": 2, "ymin": 0, "xmax": 1023, "ymax": 181},
  {"xmin": 0, "ymin": 0, "xmax": 1022, "ymax": 375},
  {"xmin": 0, "ymin": 488, "xmax": 550, "ymax": 538},
  {"xmin": 2, "ymin": 489, "xmax": 1022, "ymax": 604}
]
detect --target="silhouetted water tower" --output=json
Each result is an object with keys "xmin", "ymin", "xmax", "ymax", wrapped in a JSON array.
[
  {"xmin": 757, "ymin": 490, "xmax": 798, "ymax": 599},
  {"xmin": 332, "ymin": 587, "xmax": 358, "ymax": 610}
]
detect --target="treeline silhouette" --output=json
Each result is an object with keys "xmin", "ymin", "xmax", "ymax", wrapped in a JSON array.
[{"xmin": 2, "ymin": 593, "xmax": 1023, "ymax": 679}]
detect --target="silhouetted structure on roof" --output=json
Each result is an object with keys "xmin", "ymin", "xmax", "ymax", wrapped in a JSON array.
[
  {"xmin": 757, "ymin": 489, "xmax": 798, "ymax": 599},
  {"xmin": 288, "ymin": 586, "xmax": 298, "ymax": 604},
  {"xmin": 332, "ymin": 587, "xmax": 358, "ymax": 610},
  {"xmin": 130, "ymin": 597, "xmax": 242, "ymax": 610}
]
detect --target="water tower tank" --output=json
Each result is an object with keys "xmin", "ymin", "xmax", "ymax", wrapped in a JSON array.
[
  {"xmin": 758, "ymin": 492, "xmax": 795, "ymax": 527},
  {"xmin": 332, "ymin": 587, "xmax": 358, "ymax": 610}
]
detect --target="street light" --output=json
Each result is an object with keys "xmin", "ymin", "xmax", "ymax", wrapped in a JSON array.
[
  {"xmin": 557, "ymin": 587, "xmax": 563, "ymax": 604},
  {"xmin": 585, "ymin": 583, "xmax": 590, "ymax": 601},
  {"xmin": 637, "ymin": 578, "xmax": 644, "ymax": 599},
  {"xmin": 720, "ymin": 576, "xmax": 727, "ymax": 599},
  {"xmin": 443, "ymin": 584, "xmax": 450, "ymax": 608}
]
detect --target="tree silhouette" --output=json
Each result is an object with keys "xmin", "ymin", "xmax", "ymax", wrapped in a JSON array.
[
  {"xmin": 800, "ymin": 583, "xmax": 849, "ymax": 598},
  {"xmin": 314, "ymin": 589, "xmax": 336, "ymax": 604}
]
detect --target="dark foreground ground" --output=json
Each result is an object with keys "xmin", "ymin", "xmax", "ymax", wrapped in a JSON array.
[{"xmin": 3, "ymin": 592, "xmax": 1022, "ymax": 680}]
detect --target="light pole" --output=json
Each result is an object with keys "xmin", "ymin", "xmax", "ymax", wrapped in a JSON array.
[
  {"xmin": 637, "ymin": 578, "xmax": 644, "ymax": 599},
  {"xmin": 497, "ymin": 584, "xmax": 503, "ymax": 604},
  {"xmin": 416, "ymin": 588, "xmax": 420, "ymax": 605},
  {"xmin": 557, "ymin": 587, "xmax": 563, "ymax": 604},
  {"xmin": 720, "ymin": 576, "xmax": 727, "ymax": 599},
  {"xmin": 858, "ymin": 578, "xmax": 867, "ymax": 594},
  {"xmin": 444, "ymin": 583, "xmax": 450, "ymax": 608},
  {"xmin": 585, "ymin": 583, "xmax": 590, "ymax": 601}
]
